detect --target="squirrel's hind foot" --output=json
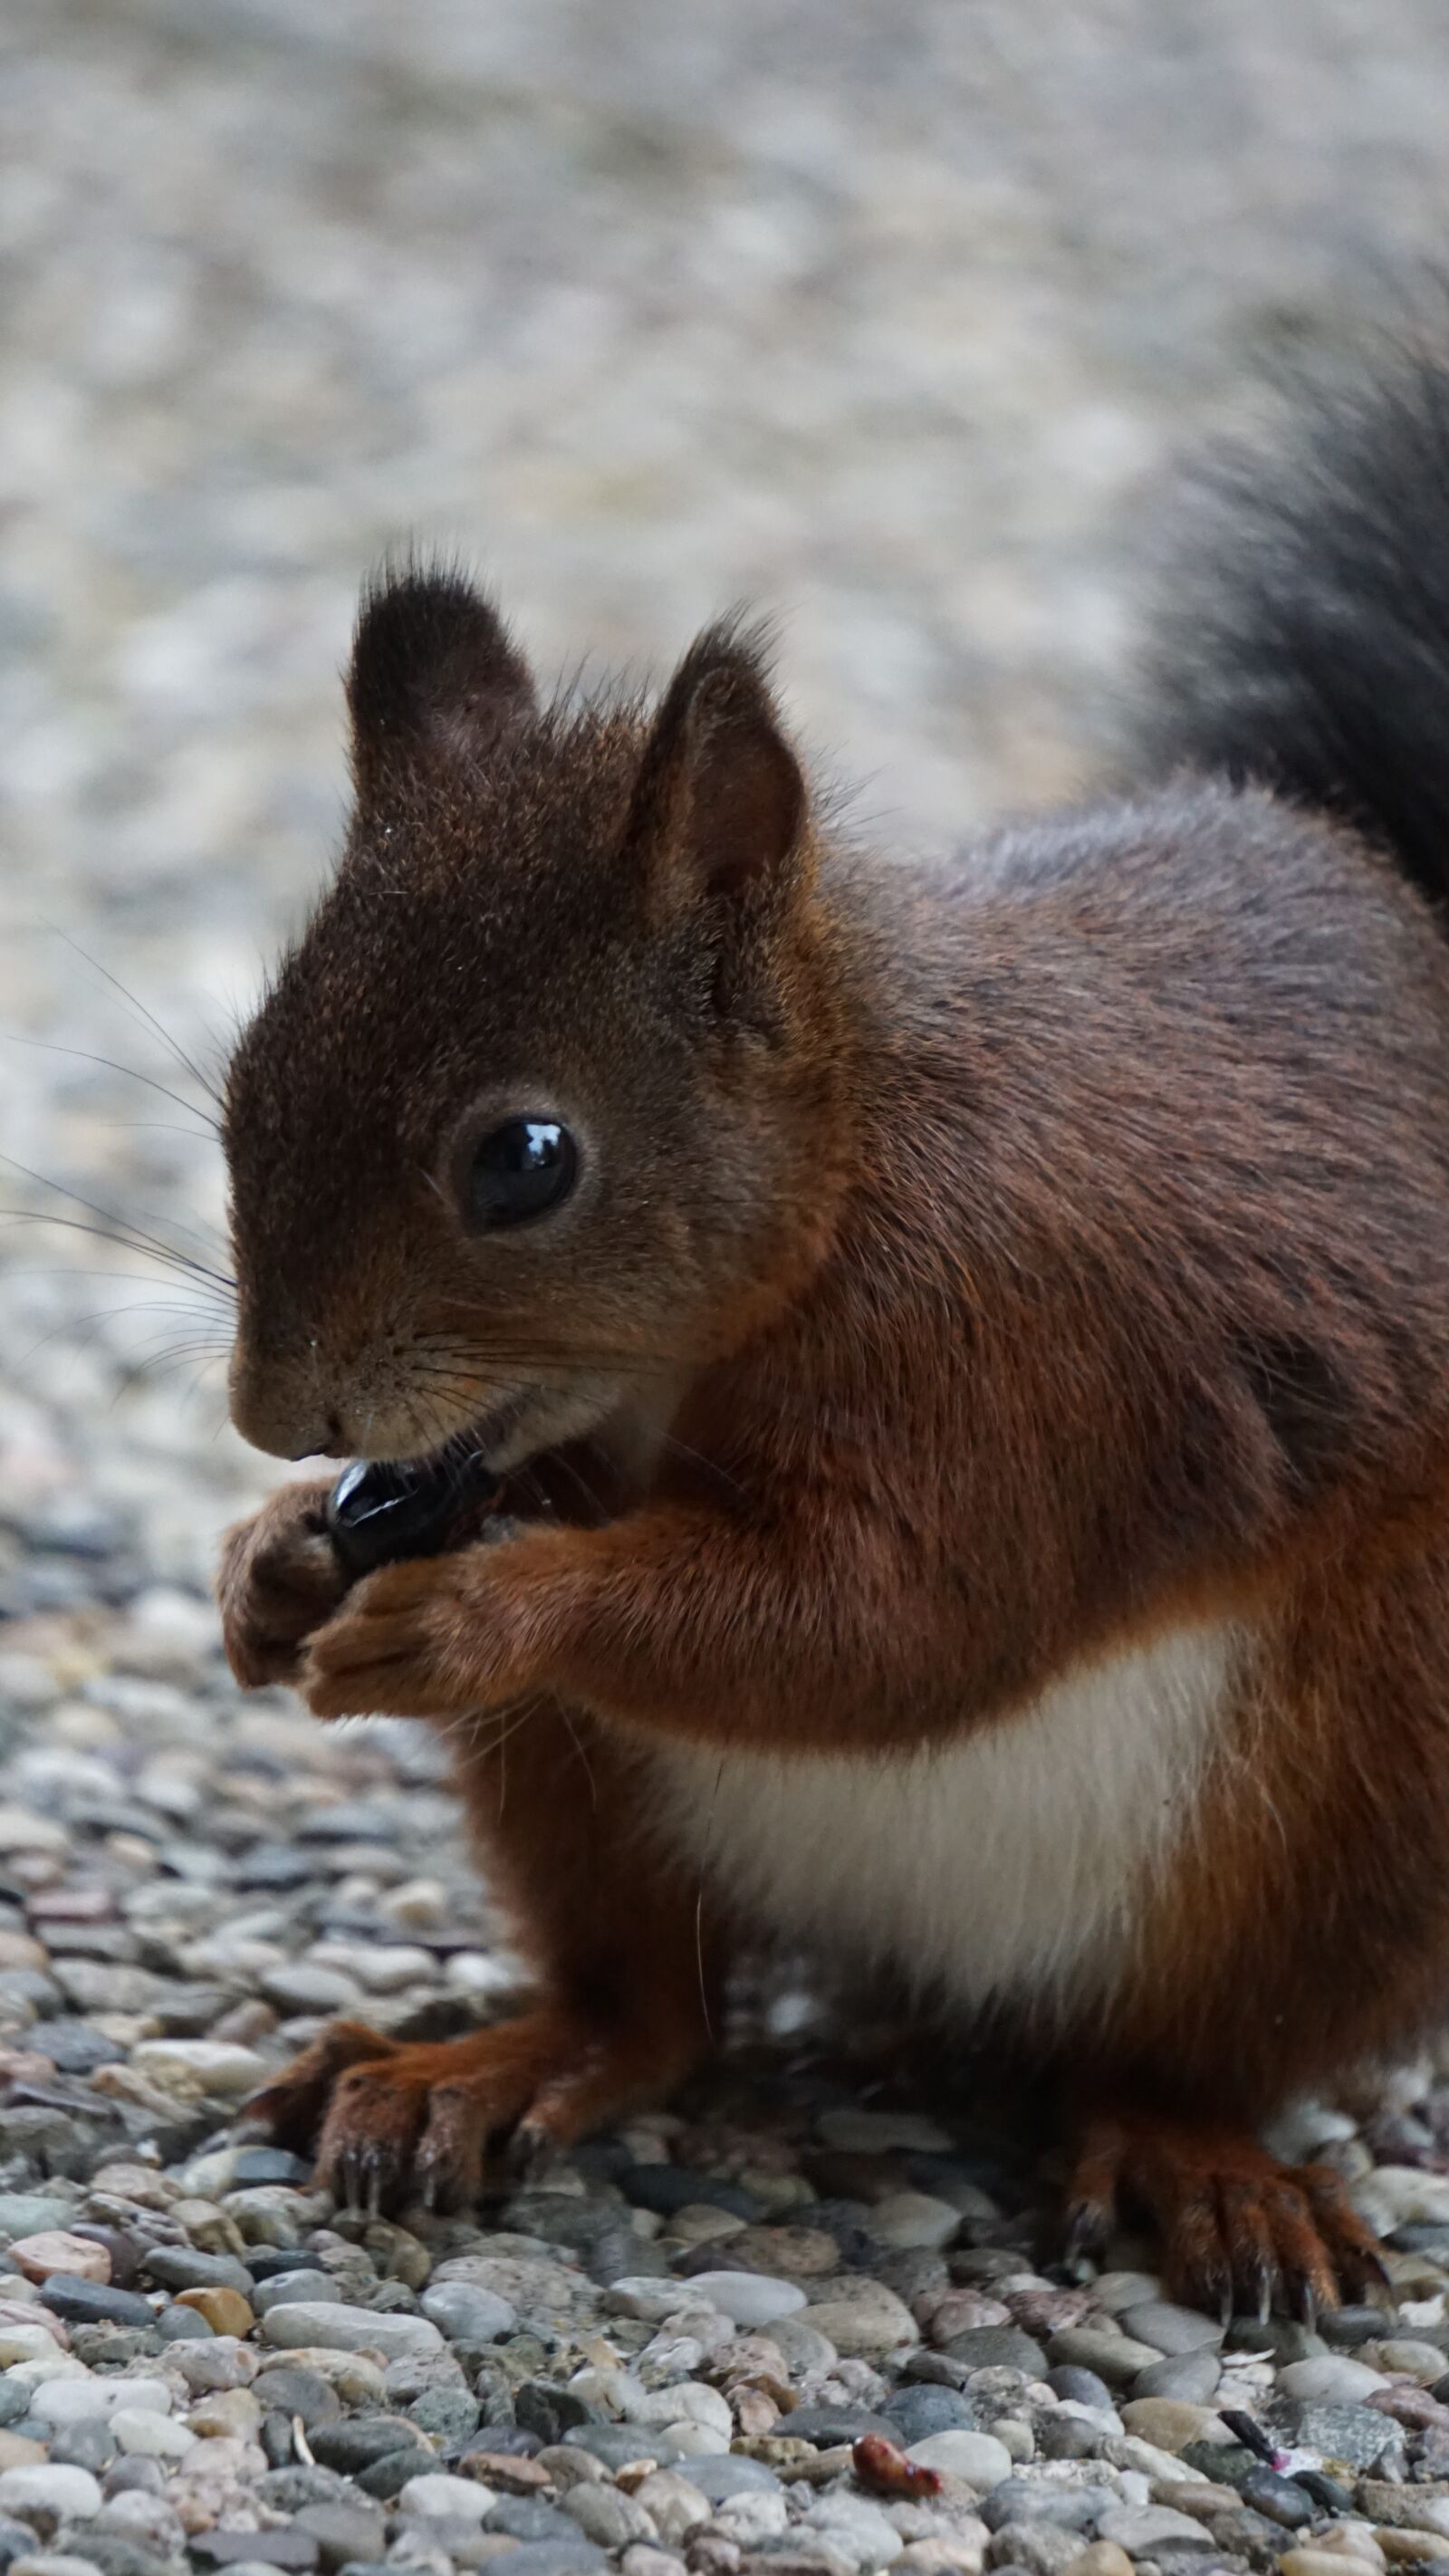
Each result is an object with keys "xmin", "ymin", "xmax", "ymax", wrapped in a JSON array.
[
  {"xmin": 243, "ymin": 2005, "xmax": 696, "ymax": 2216},
  {"xmin": 1066, "ymin": 2108, "xmax": 1387, "ymax": 2321}
]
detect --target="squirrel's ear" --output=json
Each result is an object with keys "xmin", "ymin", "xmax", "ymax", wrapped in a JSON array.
[
  {"xmin": 624, "ymin": 623, "xmax": 805, "ymax": 911},
  {"xmin": 347, "ymin": 565, "xmax": 535, "ymax": 793}
]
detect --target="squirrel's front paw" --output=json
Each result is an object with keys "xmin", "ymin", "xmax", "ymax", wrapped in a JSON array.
[
  {"xmin": 218, "ymin": 1478, "xmax": 348, "ymax": 1688},
  {"xmin": 300, "ymin": 1553, "xmax": 531, "ymax": 1720}
]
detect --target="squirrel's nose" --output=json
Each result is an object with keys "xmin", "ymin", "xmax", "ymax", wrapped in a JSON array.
[
  {"xmin": 281, "ymin": 1413, "xmax": 348, "ymax": 1462},
  {"xmin": 228, "ymin": 1350, "xmax": 351, "ymax": 1463}
]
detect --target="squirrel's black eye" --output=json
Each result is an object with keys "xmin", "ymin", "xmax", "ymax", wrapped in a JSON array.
[{"xmin": 465, "ymin": 1118, "xmax": 578, "ymax": 1230}]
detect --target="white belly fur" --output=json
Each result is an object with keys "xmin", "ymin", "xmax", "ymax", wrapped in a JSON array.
[{"xmin": 645, "ymin": 1620, "xmax": 1243, "ymax": 2025}]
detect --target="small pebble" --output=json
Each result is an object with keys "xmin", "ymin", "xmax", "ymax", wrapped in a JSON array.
[
  {"xmin": 258, "ymin": 2302, "xmax": 445, "ymax": 2360},
  {"xmin": 1278, "ymin": 2359, "xmax": 1388, "ymax": 2404},
  {"xmin": 6, "ymin": 2239, "xmax": 108, "ymax": 2288},
  {"xmin": 907, "ymin": 2431, "xmax": 1013, "ymax": 2490},
  {"xmin": 176, "ymin": 2286, "xmax": 254, "ymax": 2336},
  {"xmin": 680, "ymin": 2272, "xmax": 805, "ymax": 2327}
]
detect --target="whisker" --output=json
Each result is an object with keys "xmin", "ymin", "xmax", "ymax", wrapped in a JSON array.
[
  {"xmin": 557, "ymin": 1703, "xmax": 597, "ymax": 1809},
  {"xmin": 0, "ymin": 1158, "xmax": 235, "ymax": 1291},
  {"xmin": 1, "ymin": 1033, "xmax": 221, "ymax": 1135},
  {"xmin": 38, "ymin": 922, "xmax": 223, "ymax": 1106},
  {"xmin": 0, "ymin": 1209, "xmax": 234, "ymax": 1287}
]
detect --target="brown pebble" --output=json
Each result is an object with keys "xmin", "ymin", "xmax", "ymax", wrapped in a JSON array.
[
  {"xmin": 209, "ymin": 1999, "xmax": 277, "ymax": 2045},
  {"xmin": 923, "ymin": 2290, "xmax": 1012, "ymax": 2341},
  {"xmin": 463, "ymin": 2452, "xmax": 555, "ymax": 2493},
  {"xmin": 9, "ymin": 2230, "xmax": 110, "ymax": 2284},
  {"xmin": 0, "ymin": 2434, "xmax": 47, "ymax": 2470},
  {"xmin": 722, "ymin": 2225, "xmax": 841, "ymax": 2277},
  {"xmin": 177, "ymin": 2286, "xmax": 255, "ymax": 2336},
  {"xmin": 1281, "ymin": 2557, "xmax": 1385, "ymax": 2576},
  {"xmin": 1149, "ymin": 2479, "xmax": 1241, "ymax": 2514},
  {"xmin": 27, "ymin": 1888, "xmax": 115, "ymax": 1923},
  {"xmin": 1063, "ymin": 2549, "xmax": 1135, "ymax": 2576},
  {"xmin": 1374, "ymin": 2537, "xmax": 1449, "ymax": 2567}
]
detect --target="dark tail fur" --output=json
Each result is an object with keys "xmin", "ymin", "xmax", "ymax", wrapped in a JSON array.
[{"xmin": 1131, "ymin": 330, "xmax": 1449, "ymax": 918}]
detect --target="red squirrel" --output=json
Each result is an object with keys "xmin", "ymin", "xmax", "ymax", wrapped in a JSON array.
[{"xmin": 217, "ymin": 333, "xmax": 1449, "ymax": 2317}]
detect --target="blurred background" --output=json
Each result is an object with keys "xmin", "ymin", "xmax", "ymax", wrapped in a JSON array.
[{"xmin": 3, "ymin": 0, "xmax": 1449, "ymax": 1599}]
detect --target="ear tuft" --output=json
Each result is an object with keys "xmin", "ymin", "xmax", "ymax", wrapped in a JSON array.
[
  {"xmin": 347, "ymin": 561, "xmax": 535, "ymax": 793},
  {"xmin": 626, "ymin": 620, "xmax": 805, "ymax": 909}
]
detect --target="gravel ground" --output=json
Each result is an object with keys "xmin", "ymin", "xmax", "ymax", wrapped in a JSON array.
[{"xmin": 6, "ymin": 6, "xmax": 1449, "ymax": 2576}]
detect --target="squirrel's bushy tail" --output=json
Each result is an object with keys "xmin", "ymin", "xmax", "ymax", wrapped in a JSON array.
[{"xmin": 1131, "ymin": 329, "xmax": 1449, "ymax": 918}]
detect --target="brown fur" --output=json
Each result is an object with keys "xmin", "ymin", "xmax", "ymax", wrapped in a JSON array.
[{"xmin": 219, "ymin": 566, "xmax": 1449, "ymax": 2305}]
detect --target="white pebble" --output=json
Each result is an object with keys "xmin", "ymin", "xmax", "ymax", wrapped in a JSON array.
[
  {"xmin": 110, "ymin": 2409, "xmax": 197, "ymax": 2458},
  {"xmin": 258, "ymin": 2301, "xmax": 443, "ymax": 2360},
  {"xmin": 0, "ymin": 1809, "xmax": 68, "ymax": 1856},
  {"xmin": 711, "ymin": 2491, "xmax": 790, "ymax": 2545},
  {"xmin": 398, "ymin": 2473, "xmax": 495, "ymax": 2523},
  {"xmin": 868, "ymin": 2191, "xmax": 963, "ymax": 2250},
  {"xmin": 29, "ymin": 2378, "xmax": 172, "ymax": 2427},
  {"xmin": 807, "ymin": 2491, "xmax": 906, "ymax": 2570},
  {"xmin": 0, "ymin": 2464, "xmax": 102, "ymax": 2520},
  {"xmin": 907, "ymin": 2430, "xmax": 1013, "ymax": 2490},
  {"xmin": 631, "ymin": 2383, "xmax": 733, "ymax": 2438},
  {"xmin": 681, "ymin": 2272, "xmax": 805, "ymax": 2327},
  {"xmin": 128, "ymin": 2040, "xmax": 269, "ymax": 2099},
  {"xmin": 1278, "ymin": 2358, "xmax": 1388, "ymax": 2403}
]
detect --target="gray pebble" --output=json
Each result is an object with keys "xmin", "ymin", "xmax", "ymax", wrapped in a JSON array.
[
  {"xmin": 100, "ymin": 2464, "xmax": 163, "ymax": 2503},
  {"xmin": 1035, "ymin": 2415, "xmax": 1108, "ymax": 2460},
  {"xmin": 153, "ymin": 2305, "xmax": 212, "ymax": 2341},
  {"xmin": 487, "ymin": 2546, "xmax": 608, "ymax": 2576},
  {"xmin": 407, "ymin": 2387, "xmax": 479, "ymax": 2445},
  {"xmin": 1131, "ymin": 2347, "xmax": 1222, "ymax": 2403},
  {"xmin": 941, "ymin": 2327, "xmax": 1048, "ymax": 2379},
  {"xmin": 1271, "ymin": 2398, "xmax": 1397, "ymax": 2470},
  {"xmin": 1044, "ymin": 2366, "xmax": 1115, "ymax": 2411},
  {"xmin": 514, "ymin": 2383, "xmax": 600, "ymax": 2446},
  {"xmin": 35, "ymin": 2278, "xmax": 154, "ymax": 2331},
  {"xmin": 1118, "ymin": 2301, "xmax": 1223, "ymax": 2356},
  {"xmin": 679, "ymin": 2457, "xmax": 782, "ymax": 2503},
  {"xmin": 0, "ymin": 2196, "xmax": 79, "ymax": 2243},
  {"xmin": 310, "ymin": 2417, "xmax": 431, "ymax": 2475},
  {"xmin": 564, "ymin": 2427, "xmax": 685, "ymax": 2472},
  {"xmin": 251, "ymin": 2272, "xmax": 346, "ymax": 2315},
  {"xmin": 251, "ymin": 2369, "xmax": 341, "ymax": 2427},
  {"xmin": 1239, "ymin": 2468, "xmax": 1314, "ymax": 2530},
  {"xmin": 560, "ymin": 2487, "xmax": 655, "ymax": 2550},
  {"xmin": 24, "ymin": 2022, "xmax": 123, "ymax": 2076},
  {"xmin": 232, "ymin": 2148, "xmax": 314, "ymax": 2187},
  {"xmin": 487, "ymin": 2501, "xmax": 587, "ymax": 2545},
  {"xmin": 139, "ymin": 2245, "xmax": 254, "ymax": 2296},
  {"xmin": 1046, "ymin": 2327, "xmax": 1163, "ymax": 2387},
  {"xmin": 1223, "ymin": 2314, "xmax": 1326, "ymax": 2362},
  {"xmin": 353, "ymin": 2446, "xmax": 437, "ymax": 2500},
  {"xmin": 882, "ymin": 2384, "xmax": 974, "ymax": 2442},
  {"xmin": 418, "ymin": 2282, "xmax": 516, "ymax": 2344},
  {"xmin": 981, "ymin": 2481, "xmax": 1104, "ymax": 2534},
  {"xmin": 47, "ymin": 2422, "xmax": 116, "ymax": 2474},
  {"xmin": 778, "ymin": 2404, "xmax": 898, "ymax": 2447}
]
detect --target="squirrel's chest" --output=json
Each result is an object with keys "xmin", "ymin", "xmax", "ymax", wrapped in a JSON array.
[{"xmin": 644, "ymin": 1620, "xmax": 1241, "ymax": 2023}]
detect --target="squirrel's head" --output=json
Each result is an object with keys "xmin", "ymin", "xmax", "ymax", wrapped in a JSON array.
[{"xmin": 224, "ymin": 567, "xmax": 850, "ymax": 1467}]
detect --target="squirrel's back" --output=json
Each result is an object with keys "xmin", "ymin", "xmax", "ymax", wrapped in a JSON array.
[{"xmin": 1128, "ymin": 327, "xmax": 1449, "ymax": 926}]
